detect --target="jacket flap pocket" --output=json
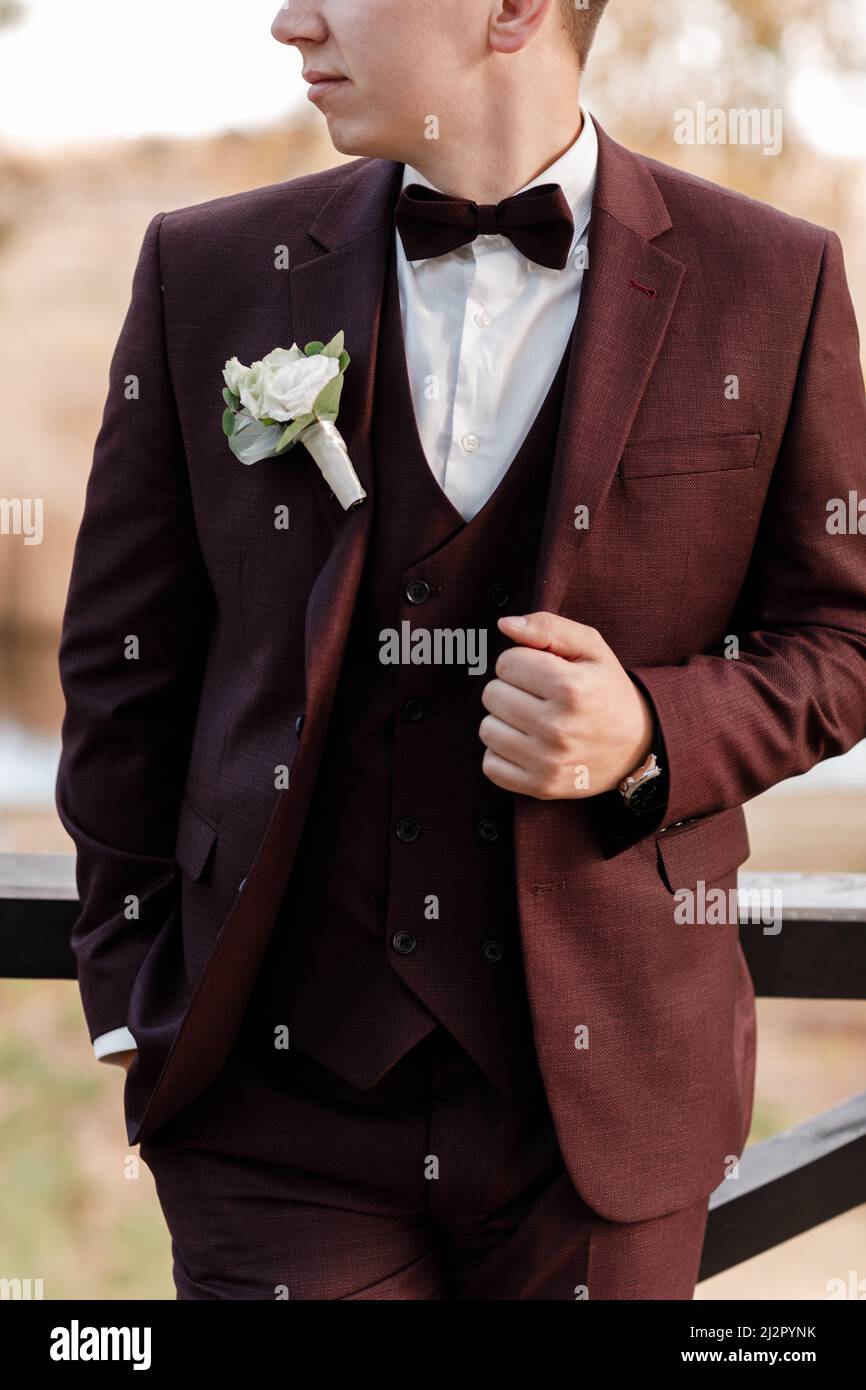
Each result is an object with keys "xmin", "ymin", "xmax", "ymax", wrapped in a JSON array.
[
  {"xmin": 175, "ymin": 796, "xmax": 218, "ymax": 881},
  {"xmin": 619, "ymin": 432, "xmax": 761, "ymax": 479},
  {"xmin": 656, "ymin": 805, "xmax": 750, "ymax": 894}
]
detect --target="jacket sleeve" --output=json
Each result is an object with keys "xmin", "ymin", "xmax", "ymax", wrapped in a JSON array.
[
  {"xmin": 588, "ymin": 698, "xmax": 669, "ymax": 854},
  {"xmin": 619, "ymin": 229, "xmax": 866, "ymax": 844},
  {"xmin": 55, "ymin": 211, "xmax": 214, "ymax": 1044}
]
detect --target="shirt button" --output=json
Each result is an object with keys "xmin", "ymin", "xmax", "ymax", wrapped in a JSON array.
[
  {"xmin": 395, "ymin": 817, "xmax": 421, "ymax": 843},
  {"xmin": 401, "ymin": 698, "xmax": 427, "ymax": 722},
  {"xmin": 392, "ymin": 931, "xmax": 417, "ymax": 956},
  {"xmin": 487, "ymin": 582, "xmax": 511, "ymax": 608},
  {"xmin": 404, "ymin": 579, "xmax": 431, "ymax": 605},
  {"xmin": 461, "ymin": 433, "xmax": 480, "ymax": 453},
  {"xmin": 473, "ymin": 310, "xmax": 491, "ymax": 328},
  {"xmin": 476, "ymin": 818, "xmax": 499, "ymax": 843},
  {"xmin": 481, "ymin": 940, "xmax": 505, "ymax": 964}
]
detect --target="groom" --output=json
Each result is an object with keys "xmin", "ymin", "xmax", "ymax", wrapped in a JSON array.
[{"xmin": 55, "ymin": 0, "xmax": 866, "ymax": 1299}]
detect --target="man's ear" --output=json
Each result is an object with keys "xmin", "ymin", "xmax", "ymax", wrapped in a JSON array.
[{"xmin": 488, "ymin": 0, "xmax": 558, "ymax": 56}]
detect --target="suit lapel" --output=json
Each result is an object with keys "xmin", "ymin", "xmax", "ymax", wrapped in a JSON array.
[
  {"xmin": 532, "ymin": 119, "xmax": 686, "ymax": 617},
  {"xmin": 288, "ymin": 157, "xmax": 404, "ymax": 747}
]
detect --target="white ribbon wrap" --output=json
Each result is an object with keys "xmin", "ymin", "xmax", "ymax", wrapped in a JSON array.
[{"xmin": 299, "ymin": 418, "xmax": 367, "ymax": 510}]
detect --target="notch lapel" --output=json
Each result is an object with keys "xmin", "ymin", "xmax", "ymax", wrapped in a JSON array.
[
  {"xmin": 289, "ymin": 158, "xmax": 404, "ymax": 735},
  {"xmin": 532, "ymin": 120, "xmax": 686, "ymax": 618}
]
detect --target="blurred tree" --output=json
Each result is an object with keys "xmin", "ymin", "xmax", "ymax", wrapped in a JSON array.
[
  {"xmin": 586, "ymin": 0, "xmax": 866, "ymax": 157},
  {"xmin": 581, "ymin": 0, "xmax": 866, "ymax": 223}
]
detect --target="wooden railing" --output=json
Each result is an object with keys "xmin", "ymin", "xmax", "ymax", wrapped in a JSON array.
[{"xmin": 1, "ymin": 855, "xmax": 865, "ymax": 1282}]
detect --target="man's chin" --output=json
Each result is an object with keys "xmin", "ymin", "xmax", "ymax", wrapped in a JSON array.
[{"xmin": 326, "ymin": 122, "xmax": 400, "ymax": 162}]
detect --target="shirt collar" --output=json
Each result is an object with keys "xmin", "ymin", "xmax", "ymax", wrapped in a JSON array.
[{"xmin": 399, "ymin": 104, "xmax": 598, "ymax": 265}]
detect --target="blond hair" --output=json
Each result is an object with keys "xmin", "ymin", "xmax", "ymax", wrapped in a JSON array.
[{"xmin": 559, "ymin": 0, "xmax": 610, "ymax": 68}]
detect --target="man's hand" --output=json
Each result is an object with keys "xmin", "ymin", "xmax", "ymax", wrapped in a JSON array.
[
  {"xmin": 102, "ymin": 1049, "xmax": 137, "ymax": 1073},
  {"xmin": 479, "ymin": 611, "xmax": 654, "ymax": 800}
]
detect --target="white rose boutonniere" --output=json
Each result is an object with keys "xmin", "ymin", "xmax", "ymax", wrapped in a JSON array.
[{"xmin": 221, "ymin": 331, "xmax": 366, "ymax": 510}]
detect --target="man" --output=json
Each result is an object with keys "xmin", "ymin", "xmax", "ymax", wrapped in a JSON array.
[{"xmin": 55, "ymin": 0, "xmax": 866, "ymax": 1300}]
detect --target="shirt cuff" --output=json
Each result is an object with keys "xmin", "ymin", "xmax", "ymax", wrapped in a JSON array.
[{"xmin": 93, "ymin": 1026, "xmax": 138, "ymax": 1060}]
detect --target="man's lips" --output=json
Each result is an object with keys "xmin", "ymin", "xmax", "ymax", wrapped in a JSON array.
[{"xmin": 304, "ymin": 70, "xmax": 349, "ymax": 102}]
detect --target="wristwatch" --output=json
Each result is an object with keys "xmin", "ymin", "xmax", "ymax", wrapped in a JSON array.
[{"xmin": 618, "ymin": 719, "xmax": 665, "ymax": 813}]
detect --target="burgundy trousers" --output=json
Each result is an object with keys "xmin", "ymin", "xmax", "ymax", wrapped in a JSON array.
[{"xmin": 140, "ymin": 1025, "xmax": 709, "ymax": 1300}]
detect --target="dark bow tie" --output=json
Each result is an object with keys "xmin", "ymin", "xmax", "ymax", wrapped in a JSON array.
[{"xmin": 394, "ymin": 181, "xmax": 575, "ymax": 270}]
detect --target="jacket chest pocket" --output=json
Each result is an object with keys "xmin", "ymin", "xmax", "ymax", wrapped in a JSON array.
[{"xmin": 619, "ymin": 431, "xmax": 761, "ymax": 479}]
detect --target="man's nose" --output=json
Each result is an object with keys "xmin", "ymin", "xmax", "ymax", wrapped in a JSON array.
[{"xmin": 271, "ymin": 0, "xmax": 326, "ymax": 46}]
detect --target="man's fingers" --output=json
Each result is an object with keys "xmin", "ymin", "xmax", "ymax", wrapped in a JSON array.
[
  {"xmin": 493, "ymin": 643, "xmax": 576, "ymax": 700},
  {"xmin": 498, "ymin": 611, "xmax": 606, "ymax": 662},
  {"xmin": 481, "ymin": 747, "xmax": 539, "ymax": 796},
  {"xmin": 480, "ymin": 677, "xmax": 547, "ymax": 734},
  {"xmin": 478, "ymin": 713, "xmax": 532, "ymax": 768}
]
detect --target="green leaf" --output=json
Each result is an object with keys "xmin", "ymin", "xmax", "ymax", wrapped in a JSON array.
[
  {"xmin": 303, "ymin": 341, "xmax": 325, "ymax": 356},
  {"xmin": 320, "ymin": 330, "xmax": 345, "ymax": 359},
  {"xmin": 276, "ymin": 414, "xmax": 315, "ymax": 451},
  {"xmin": 337, "ymin": 349, "xmax": 350, "ymax": 373},
  {"xmin": 312, "ymin": 373, "xmax": 344, "ymax": 420},
  {"xmin": 222, "ymin": 387, "xmax": 240, "ymax": 410},
  {"xmin": 222, "ymin": 408, "xmax": 236, "ymax": 437}
]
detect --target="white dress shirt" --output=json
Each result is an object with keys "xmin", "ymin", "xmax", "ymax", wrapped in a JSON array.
[
  {"xmin": 91, "ymin": 108, "xmax": 599, "ymax": 1062},
  {"xmin": 396, "ymin": 104, "xmax": 598, "ymax": 521}
]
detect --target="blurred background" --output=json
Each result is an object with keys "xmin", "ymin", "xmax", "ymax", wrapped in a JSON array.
[{"xmin": 0, "ymin": 0, "xmax": 864, "ymax": 1300}]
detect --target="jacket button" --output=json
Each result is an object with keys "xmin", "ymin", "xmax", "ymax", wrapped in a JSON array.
[
  {"xmin": 481, "ymin": 940, "xmax": 504, "ymax": 964},
  {"xmin": 487, "ymin": 582, "xmax": 511, "ymax": 609},
  {"xmin": 476, "ymin": 818, "xmax": 499, "ymax": 843},
  {"xmin": 401, "ymin": 698, "xmax": 426, "ymax": 722},
  {"xmin": 395, "ymin": 817, "xmax": 421, "ymax": 843},
  {"xmin": 392, "ymin": 931, "xmax": 417, "ymax": 955},
  {"xmin": 295, "ymin": 712, "xmax": 305, "ymax": 737},
  {"xmin": 405, "ymin": 579, "xmax": 431, "ymax": 605}
]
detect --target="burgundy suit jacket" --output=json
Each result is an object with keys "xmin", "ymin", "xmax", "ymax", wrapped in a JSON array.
[{"xmin": 55, "ymin": 116, "xmax": 866, "ymax": 1223}]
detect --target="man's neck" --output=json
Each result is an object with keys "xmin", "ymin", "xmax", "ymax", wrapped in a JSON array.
[{"xmin": 403, "ymin": 105, "xmax": 584, "ymax": 204}]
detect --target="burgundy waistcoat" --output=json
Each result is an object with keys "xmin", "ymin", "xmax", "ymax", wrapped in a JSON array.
[{"xmin": 245, "ymin": 242, "xmax": 576, "ymax": 1103}]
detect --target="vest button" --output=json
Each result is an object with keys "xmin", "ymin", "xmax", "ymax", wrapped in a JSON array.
[
  {"xmin": 476, "ymin": 818, "xmax": 500, "ymax": 843},
  {"xmin": 481, "ymin": 940, "xmax": 505, "ymax": 964},
  {"xmin": 404, "ymin": 580, "xmax": 431, "ymax": 605},
  {"xmin": 238, "ymin": 876, "xmax": 248, "ymax": 893},
  {"xmin": 395, "ymin": 817, "xmax": 421, "ymax": 843},
  {"xmin": 294, "ymin": 712, "xmax": 305, "ymax": 736},
  {"xmin": 487, "ymin": 582, "xmax": 511, "ymax": 609},
  {"xmin": 392, "ymin": 931, "xmax": 417, "ymax": 956},
  {"xmin": 401, "ymin": 698, "xmax": 427, "ymax": 722}
]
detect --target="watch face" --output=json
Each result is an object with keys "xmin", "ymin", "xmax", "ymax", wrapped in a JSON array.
[{"xmin": 627, "ymin": 779, "xmax": 661, "ymax": 812}]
